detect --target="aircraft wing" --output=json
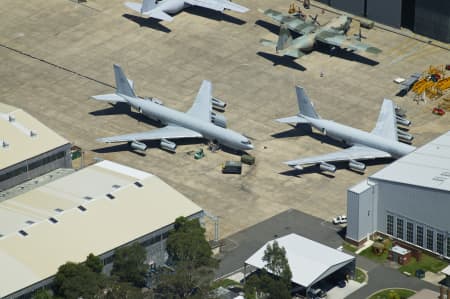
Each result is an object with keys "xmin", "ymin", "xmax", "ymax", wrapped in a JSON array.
[
  {"xmin": 185, "ymin": 0, "xmax": 249, "ymax": 13},
  {"xmin": 371, "ymin": 99, "xmax": 398, "ymax": 140},
  {"xmin": 186, "ymin": 80, "xmax": 213, "ymax": 122},
  {"xmin": 315, "ymin": 32, "xmax": 382, "ymax": 54},
  {"xmin": 284, "ymin": 144, "xmax": 391, "ymax": 168},
  {"xmin": 97, "ymin": 125, "xmax": 202, "ymax": 143},
  {"xmin": 259, "ymin": 9, "xmax": 317, "ymax": 35}
]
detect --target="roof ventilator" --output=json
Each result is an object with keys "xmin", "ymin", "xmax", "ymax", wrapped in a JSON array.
[
  {"xmin": 106, "ymin": 193, "xmax": 115, "ymax": 199},
  {"xmin": 78, "ymin": 205, "xmax": 87, "ymax": 212},
  {"xmin": 134, "ymin": 181, "xmax": 143, "ymax": 188},
  {"xmin": 8, "ymin": 115, "xmax": 15, "ymax": 122},
  {"xmin": 49, "ymin": 217, "xmax": 58, "ymax": 223},
  {"xmin": 19, "ymin": 230, "xmax": 28, "ymax": 236}
]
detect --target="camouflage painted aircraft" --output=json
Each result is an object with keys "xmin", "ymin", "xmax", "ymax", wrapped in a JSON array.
[{"xmin": 259, "ymin": 9, "xmax": 382, "ymax": 58}]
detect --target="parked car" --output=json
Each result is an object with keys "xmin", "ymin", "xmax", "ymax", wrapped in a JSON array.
[
  {"xmin": 332, "ymin": 215, "xmax": 347, "ymax": 224},
  {"xmin": 337, "ymin": 280, "xmax": 346, "ymax": 288},
  {"xmin": 415, "ymin": 269, "xmax": 425, "ymax": 279}
]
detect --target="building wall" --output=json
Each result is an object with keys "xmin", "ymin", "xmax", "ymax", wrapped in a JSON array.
[
  {"xmin": 346, "ymin": 182, "xmax": 377, "ymax": 242},
  {"xmin": 4, "ymin": 211, "xmax": 204, "ymax": 299},
  {"xmin": 330, "ymin": 0, "xmax": 365, "ymax": 16},
  {"xmin": 0, "ymin": 144, "xmax": 72, "ymax": 191},
  {"xmin": 414, "ymin": 0, "xmax": 450, "ymax": 43},
  {"xmin": 366, "ymin": 0, "xmax": 402, "ymax": 28},
  {"xmin": 375, "ymin": 180, "xmax": 450, "ymax": 257}
]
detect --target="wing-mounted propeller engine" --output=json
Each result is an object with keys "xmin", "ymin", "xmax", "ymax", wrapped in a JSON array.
[{"xmin": 309, "ymin": 14, "xmax": 320, "ymax": 26}]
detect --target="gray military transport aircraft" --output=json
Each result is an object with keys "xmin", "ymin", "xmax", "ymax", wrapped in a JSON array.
[
  {"xmin": 276, "ymin": 86, "xmax": 416, "ymax": 173},
  {"xmin": 91, "ymin": 65, "xmax": 253, "ymax": 153},
  {"xmin": 259, "ymin": 10, "xmax": 381, "ymax": 59},
  {"xmin": 125, "ymin": 0, "xmax": 248, "ymax": 22}
]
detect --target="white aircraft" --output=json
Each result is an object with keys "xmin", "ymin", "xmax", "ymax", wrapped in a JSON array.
[
  {"xmin": 276, "ymin": 86, "xmax": 416, "ymax": 173},
  {"xmin": 125, "ymin": 0, "xmax": 248, "ymax": 22},
  {"xmin": 91, "ymin": 65, "xmax": 253, "ymax": 152}
]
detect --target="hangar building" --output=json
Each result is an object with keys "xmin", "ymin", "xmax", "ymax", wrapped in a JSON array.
[
  {"xmin": 316, "ymin": 0, "xmax": 450, "ymax": 43},
  {"xmin": 346, "ymin": 131, "xmax": 450, "ymax": 259},
  {"xmin": 0, "ymin": 103, "xmax": 71, "ymax": 191},
  {"xmin": 245, "ymin": 234, "xmax": 355, "ymax": 296},
  {"xmin": 0, "ymin": 160, "xmax": 203, "ymax": 298}
]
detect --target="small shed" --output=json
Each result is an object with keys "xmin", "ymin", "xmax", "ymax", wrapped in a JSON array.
[{"xmin": 389, "ymin": 245, "xmax": 412, "ymax": 265}]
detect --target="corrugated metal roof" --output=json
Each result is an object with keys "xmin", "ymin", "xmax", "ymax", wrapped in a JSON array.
[
  {"xmin": 245, "ymin": 234, "xmax": 354, "ymax": 288},
  {"xmin": 370, "ymin": 131, "xmax": 450, "ymax": 191},
  {"xmin": 0, "ymin": 161, "xmax": 202, "ymax": 297},
  {"xmin": 0, "ymin": 103, "xmax": 69, "ymax": 169}
]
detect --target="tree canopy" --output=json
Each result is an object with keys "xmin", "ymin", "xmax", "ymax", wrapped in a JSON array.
[
  {"xmin": 262, "ymin": 240, "xmax": 292, "ymax": 286},
  {"xmin": 244, "ymin": 240, "xmax": 293, "ymax": 299},
  {"xmin": 111, "ymin": 243, "xmax": 148, "ymax": 288},
  {"xmin": 154, "ymin": 217, "xmax": 218, "ymax": 298},
  {"xmin": 166, "ymin": 217, "xmax": 217, "ymax": 268},
  {"xmin": 86, "ymin": 253, "xmax": 103, "ymax": 273},
  {"xmin": 53, "ymin": 261, "xmax": 105, "ymax": 299}
]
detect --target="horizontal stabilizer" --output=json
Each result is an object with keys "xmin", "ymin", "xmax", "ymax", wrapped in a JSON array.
[
  {"xmin": 222, "ymin": 1, "xmax": 249, "ymax": 13},
  {"xmin": 91, "ymin": 94, "xmax": 127, "ymax": 103},
  {"xmin": 260, "ymin": 39, "xmax": 277, "ymax": 47},
  {"xmin": 279, "ymin": 47, "xmax": 305, "ymax": 58},
  {"xmin": 276, "ymin": 115, "xmax": 309, "ymax": 124},
  {"xmin": 143, "ymin": 9, "xmax": 173, "ymax": 21},
  {"xmin": 124, "ymin": 2, "xmax": 142, "ymax": 13}
]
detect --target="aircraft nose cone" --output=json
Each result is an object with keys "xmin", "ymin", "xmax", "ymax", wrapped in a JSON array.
[{"xmin": 247, "ymin": 144, "xmax": 254, "ymax": 150}]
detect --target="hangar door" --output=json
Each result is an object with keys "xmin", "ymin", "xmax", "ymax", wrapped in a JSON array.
[{"xmin": 366, "ymin": 0, "xmax": 402, "ymax": 28}]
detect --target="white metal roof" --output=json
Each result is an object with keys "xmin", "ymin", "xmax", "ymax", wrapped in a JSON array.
[
  {"xmin": 0, "ymin": 103, "xmax": 69, "ymax": 169},
  {"xmin": 441, "ymin": 265, "xmax": 450, "ymax": 276},
  {"xmin": 391, "ymin": 245, "xmax": 410, "ymax": 255},
  {"xmin": 0, "ymin": 160, "xmax": 202, "ymax": 297},
  {"xmin": 370, "ymin": 131, "xmax": 450, "ymax": 192},
  {"xmin": 348, "ymin": 179, "xmax": 373, "ymax": 194},
  {"xmin": 245, "ymin": 233, "xmax": 355, "ymax": 288}
]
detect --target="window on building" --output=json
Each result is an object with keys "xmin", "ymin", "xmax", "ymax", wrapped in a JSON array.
[
  {"xmin": 416, "ymin": 226, "xmax": 424, "ymax": 247},
  {"xmin": 396, "ymin": 218, "xmax": 404, "ymax": 239},
  {"xmin": 387, "ymin": 215, "xmax": 394, "ymax": 236},
  {"xmin": 437, "ymin": 233, "xmax": 444, "ymax": 255},
  {"xmin": 406, "ymin": 222, "xmax": 414, "ymax": 243},
  {"xmin": 447, "ymin": 237, "xmax": 450, "ymax": 258},
  {"xmin": 426, "ymin": 229, "xmax": 434, "ymax": 251}
]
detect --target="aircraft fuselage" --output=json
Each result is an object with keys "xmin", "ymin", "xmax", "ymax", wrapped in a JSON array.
[
  {"xmin": 305, "ymin": 116, "xmax": 416, "ymax": 158},
  {"xmin": 122, "ymin": 95, "xmax": 253, "ymax": 151}
]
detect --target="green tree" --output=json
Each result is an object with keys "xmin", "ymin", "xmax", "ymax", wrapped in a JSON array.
[
  {"xmin": 154, "ymin": 262, "xmax": 215, "ymax": 299},
  {"xmin": 244, "ymin": 271, "xmax": 290, "ymax": 299},
  {"xmin": 244, "ymin": 241, "xmax": 292, "ymax": 299},
  {"xmin": 32, "ymin": 289, "xmax": 53, "ymax": 299},
  {"xmin": 53, "ymin": 262, "xmax": 105, "ymax": 299},
  {"xmin": 262, "ymin": 240, "xmax": 292, "ymax": 287},
  {"xmin": 112, "ymin": 243, "xmax": 148, "ymax": 288},
  {"xmin": 86, "ymin": 253, "xmax": 103, "ymax": 273},
  {"xmin": 101, "ymin": 281, "xmax": 146, "ymax": 299},
  {"xmin": 166, "ymin": 217, "xmax": 217, "ymax": 268}
]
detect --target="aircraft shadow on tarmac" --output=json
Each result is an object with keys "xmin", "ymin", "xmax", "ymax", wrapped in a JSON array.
[
  {"xmin": 122, "ymin": 14, "xmax": 171, "ymax": 33},
  {"xmin": 279, "ymin": 157, "xmax": 395, "ymax": 178},
  {"xmin": 271, "ymin": 125, "xmax": 346, "ymax": 148},
  {"xmin": 90, "ymin": 103, "xmax": 165, "ymax": 128},
  {"xmin": 183, "ymin": 6, "xmax": 246, "ymax": 25},
  {"xmin": 255, "ymin": 19, "xmax": 380, "ymax": 67},
  {"xmin": 257, "ymin": 52, "xmax": 307, "ymax": 71}
]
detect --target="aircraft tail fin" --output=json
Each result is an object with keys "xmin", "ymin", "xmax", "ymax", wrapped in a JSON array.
[
  {"xmin": 296, "ymin": 86, "xmax": 319, "ymax": 119},
  {"xmin": 276, "ymin": 23, "xmax": 293, "ymax": 52},
  {"xmin": 124, "ymin": 0, "xmax": 156, "ymax": 14},
  {"xmin": 141, "ymin": 0, "xmax": 157, "ymax": 13},
  {"xmin": 113, "ymin": 64, "xmax": 136, "ymax": 97}
]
